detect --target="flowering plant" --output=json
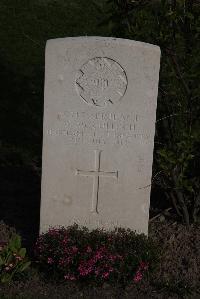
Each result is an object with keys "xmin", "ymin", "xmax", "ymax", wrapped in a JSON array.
[
  {"xmin": 0, "ymin": 234, "xmax": 31, "ymax": 283},
  {"xmin": 35, "ymin": 225, "xmax": 158, "ymax": 286}
]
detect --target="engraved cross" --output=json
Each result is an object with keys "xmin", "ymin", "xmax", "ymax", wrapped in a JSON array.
[{"xmin": 76, "ymin": 150, "xmax": 118, "ymax": 214}]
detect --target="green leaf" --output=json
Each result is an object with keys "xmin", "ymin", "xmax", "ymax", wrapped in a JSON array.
[
  {"xmin": 19, "ymin": 261, "xmax": 31, "ymax": 272},
  {"xmin": 19, "ymin": 248, "xmax": 26, "ymax": 258},
  {"xmin": 1, "ymin": 273, "xmax": 12, "ymax": 283},
  {"xmin": 0, "ymin": 256, "xmax": 4, "ymax": 266},
  {"xmin": 9, "ymin": 234, "xmax": 21, "ymax": 251},
  {"xmin": 91, "ymin": 0, "xmax": 104, "ymax": 14},
  {"xmin": 6, "ymin": 254, "xmax": 13, "ymax": 264}
]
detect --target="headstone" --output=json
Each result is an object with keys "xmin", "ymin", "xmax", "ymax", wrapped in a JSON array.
[{"xmin": 40, "ymin": 37, "xmax": 160, "ymax": 235}]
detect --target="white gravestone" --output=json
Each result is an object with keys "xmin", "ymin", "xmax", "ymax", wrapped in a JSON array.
[{"xmin": 40, "ymin": 37, "xmax": 160, "ymax": 235}]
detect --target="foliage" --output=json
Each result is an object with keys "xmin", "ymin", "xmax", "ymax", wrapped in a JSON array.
[
  {"xmin": 1, "ymin": 221, "xmax": 200, "ymax": 298},
  {"xmin": 34, "ymin": 225, "xmax": 158, "ymax": 286},
  {"xmin": 0, "ymin": 222, "xmax": 16, "ymax": 245},
  {"xmin": 101, "ymin": 0, "xmax": 200, "ymax": 225},
  {"xmin": 0, "ymin": 0, "xmax": 108, "ymax": 168},
  {"xmin": 0, "ymin": 234, "xmax": 31, "ymax": 283}
]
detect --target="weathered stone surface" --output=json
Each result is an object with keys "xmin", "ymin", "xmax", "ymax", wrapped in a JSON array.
[{"xmin": 40, "ymin": 37, "xmax": 160, "ymax": 234}]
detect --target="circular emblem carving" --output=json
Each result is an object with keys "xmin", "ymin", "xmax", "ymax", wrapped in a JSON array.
[{"xmin": 75, "ymin": 57, "xmax": 127, "ymax": 107}]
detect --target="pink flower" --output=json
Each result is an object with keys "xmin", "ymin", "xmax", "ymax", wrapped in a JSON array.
[
  {"xmin": 109, "ymin": 254, "xmax": 118, "ymax": 262},
  {"xmin": 95, "ymin": 248, "xmax": 105, "ymax": 260},
  {"xmin": 62, "ymin": 237, "xmax": 68, "ymax": 245},
  {"xmin": 59, "ymin": 258, "xmax": 64, "ymax": 266},
  {"xmin": 71, "ymin": 246, "xmax": 78, "ymax": 253},
  {"xmin": 16, "ymin": 256, "xmax": 23, "ymax": 261},
  {"xmin": 64, "ymin": 274, "xmax": 76, "ymax": 281},
  {"xmin": 78, "ymin": 261, "xmax": 94, "ymax": 276},
  {"xmin": 48, "ymin": 228, "xmax": 60, "ymax": 236},
  {"xmin": 102, "ymin": 272, "xmax": 110, "ymax": 279},
  {"xmin": 78, "ymin": 266, "xmax": 93, "ymax": 276},
  {"xmin": 86, "ymin": 246, "xmax": 92, "ymax": 253},
  {"xmin": 109, "ymin": 267, "xmax": 114, "ymax": 273},
  {"xmin": 139, "ymin": 261, "xmax": 149, "ymax": 271},
  {"xmin": 47, "ymin": 257, "xmax": 54, "ymax": 264},
  {"xmin": 5, "ymin": 266, "xmax": 10, "ymax": 271},
  {"xmin": 59, "ymin": 257, "xmax": 71, "ymax": 266},
  {"xmin": 133, "ymin": 270, "xmax": 143, "ymax": 283},
  {"xmin": 133, "ymin": 261, "xmax": 148, "ymax": 283}
]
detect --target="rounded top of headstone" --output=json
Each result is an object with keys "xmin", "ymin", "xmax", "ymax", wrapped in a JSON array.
[
  {"xmin": 46, "ymin": 36, "xmax": 161, "ymax": 55},
  {"xmin": 75, "ymin": 57, "xmax": 128, "ymax": 107}
]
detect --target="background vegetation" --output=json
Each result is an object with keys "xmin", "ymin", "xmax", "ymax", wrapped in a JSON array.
[
  {"xmin": 102, "ymin": 0, "xmax": 200, "ymax": 224},
  {"xmin": 0, "ymin": 0, "xmax": 108, "ymax": 168},
  {"xmin": 0, "ymin": 0, "xmax": 200, "ymax": 225}
]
